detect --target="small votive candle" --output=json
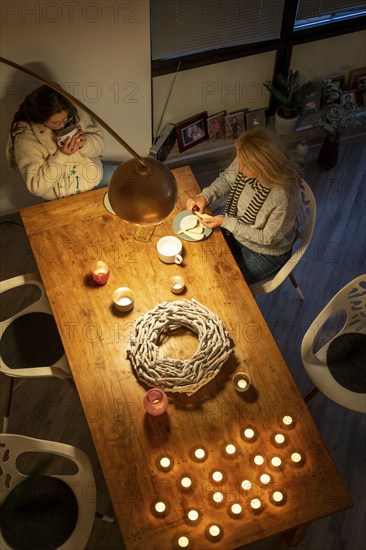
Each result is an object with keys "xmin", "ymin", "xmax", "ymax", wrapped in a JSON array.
[
  {"xmin": 143, "ymin": 388, "xmax": 168, "ymax": 416},
  {"xmin": 225, "ymin": 444, "xmax": 236, "ymax": 456},
  {"xmin": 271, "ymin": 456, "xmax": 282, "ymax": 468},
  {"xmin": 177, "ymin": 536, "xmax": 190, "ymax": 548},
  {"xmin": 193, "ymin": 447, "xmax": 207, "ymax": 461},
  {"xmin": 250, "ymin": 498, "xmax": 261, "ymax": 510},
  {"xmin": 208, "ymin": 525, "xmax": 221, "ymax": 538},
  {"xmin": 282, "ymin": 415, "xmax": 293, "ymax": 426},
  {"xmin": 91, "ymin": 260, "xmax": 109, "ymax": 285},
  {"xmin": 159, "ymin": 456, "xmax": 172, "ymax": 471},
  {"xmin": 254, "ymin": 454, "xmax": 264, "ymax": 465},
  {"xmin": 291, "ymin": 452, "xmax": 302, "ymax": 464},
  {"xmin": 180, "ymin": 477, "xmax": 192, "ymax": 489},
  {"xmin": 274, "ymin": 433, "xmax": 286, "ymax": 445},
  {"xmin": 260, "ymin": 473, "xmax": 271, "ymax": 485},
  {"xmin": 212, "ymin": 470, "xmax": 223, "ymax": 483},
  {"xmin": 230, "ymin": 503, "xmax": 243, "ymax": 517},
  {"xmin": 241, "ymin": 480, "xmax": 252, "ymax": 491},
  {"xmin": 170, "ymin": 275, "xmax": 185, "ymax": 294},
  {"xmin": 153, "ymin": 501, "xmax": 167, "ymax": 517},
  {"xmin": 212, "ymin": 491, "xmax": 224, "ymax": 504},
  {"xmin": 272, "ymin": 491, "xmax": 284, "ymax": 504},
  {"xmin": 187, "ymin": 509, "xmax": 199, "ymax": 522},
  {"xmin": 233, "ymin": 372, "xmax": 251, "ymax": 392}
]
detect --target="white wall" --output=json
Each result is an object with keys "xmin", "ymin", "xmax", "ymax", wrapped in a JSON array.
[{"xmin": 0, "ymin": 0, "xmax": 151, "ymax": 215}]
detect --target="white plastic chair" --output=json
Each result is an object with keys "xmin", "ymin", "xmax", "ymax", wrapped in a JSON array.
[
  {"xmin": 301, "ymin": 274, "xmax": 366, "ymax": 413},
  {"xmin": 249, "ymin": 180, "xmax": 316, "ymax": 299},
  {"xmin": 0, "ymin": 433, "xmax": 96, "ymax": 550},
  {"xmin": 0, "ymin": 273, "xmax": 71, "ymax": 432}
]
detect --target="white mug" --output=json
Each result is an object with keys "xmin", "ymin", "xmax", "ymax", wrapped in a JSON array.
[{"xmin": 157, "ymin": 236, "xmax": 183, "ymax": 265}]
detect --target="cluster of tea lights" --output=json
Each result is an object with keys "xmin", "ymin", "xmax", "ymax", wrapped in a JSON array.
[{"xmin": 152, "ymin": 414, "xmax": 302, "ymax": 547}]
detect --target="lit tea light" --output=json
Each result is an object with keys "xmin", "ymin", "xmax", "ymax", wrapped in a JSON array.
[
  {"xmin": 241, "ymin": 480, "xmax": 252, "ymax": 491},
  {"xmin": 230, "ymin": 503, "xmax": 242, "ymax": 516},
  {"xmin": 225, "ymin": 444, "xmax": 236, "ymax": 455},
  {"xmin": 272, "ymin": 491, "xmax": 284, "ymax": 503},
  {"xmin": 212, "ymin": 491, "xmax": 224, "ymax": 503},
  {"xmin": 155, "ymin": 501, "xmax": 166, "ymax": 513},
  {"xmin": 159, "ymin": 457, "xmax": 171, "ymax": 470},
  {"xmin": 250, "ymin": 498, "xmax": 261, "ymax": 510},
  {"xmin": 260, "ymin": 473, "xmax": 271, "ymax": 485},
  {"xmin": 187, "ymin": 509, "xmax": 199, "ymax": 522},
  {"xmin": 181, "ymin": 477, "xmax": 192, "ymax": 489},
  {"xmin": 208, "ymin": 525, "xmax": 221, "ymax": 537},
  {"xmin": 170, "ymin": 275, "xmax": 185, "ymax": 294},
  {"xmin": 194, "ymin": 447, "xmax": 206, "ymax": 461},
  {"xmin": 282, "ymin": 415, "xmax": 293, "ymax": 426},
  {"xmin": 91, "ymin": 260, "xmax": 110, "ymax": 285},
  {"xmin": 271, "ymin": 456, "xmax": 282, "ymax": 468},
  {"xmin": 233, "ymin": 372, "xmax": 251, "ymax": 392},
  {"xmin": 291, "ymin": 452, "xmax": 302, "ymax": 463},
  {"xmin": 274, "ymin": 433, "xmax": 286, "ymax": 444},
  {"xmin": 178, "ymin": 536, "xmax": 190, "ymax": 548},
  {"xmin": 243, "ymin": 427, "xmax": 256, "ymax": 440},
  {"xmin": 254, "ymin": 454, "xmax": 264, "ymax": 465},
  {"xmin": 212, "ymin": 471, "xmax": 223, "ymax": 482}
]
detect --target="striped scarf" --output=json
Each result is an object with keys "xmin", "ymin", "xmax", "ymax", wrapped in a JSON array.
[{"xmin": 223, "ymin": 172, "xmax": 270, "ymax": 224}]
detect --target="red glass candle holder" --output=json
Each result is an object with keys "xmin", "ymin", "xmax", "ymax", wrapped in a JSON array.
[
  {"xmin": 143, "ymin": 388, "xmax": 168, "ymax": 416},
  {"xmin": 91, "ymin": 260, "xmax": 110, "ymax": 285}
]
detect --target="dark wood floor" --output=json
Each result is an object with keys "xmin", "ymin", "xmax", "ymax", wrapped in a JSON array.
[{"xmin": 1, "ymin": 137, "xmax": 365, "ymax": 550}]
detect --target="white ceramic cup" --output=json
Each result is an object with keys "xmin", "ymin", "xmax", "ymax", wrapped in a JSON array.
[
  {"xmin": 113, "ymin": 287, "xmax": 135, "ymax": 312},
  {"xmin": 157, "ymin": 236, "xmax": 183, "ymax": 265}
]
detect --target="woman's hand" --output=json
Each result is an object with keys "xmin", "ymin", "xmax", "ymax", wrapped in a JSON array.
[
  {"xmin": 186, "ymin": 194, "xmax": 207, "ymax": 213},
  {"xmin": 200, "ymin": 214, "xmax": 225, "ymax": 229},
  {"xmin": 57, "ymin": 129, "xmax": 85, "ymax": 155}
]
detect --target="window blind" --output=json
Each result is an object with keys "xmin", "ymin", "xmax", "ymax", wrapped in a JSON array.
[
  {"xmin": 295, "ymin": 0, "xmax": 366, "ymax": 28},
  {"xmin": 151, "ymin": 0, "xmax": 285, "ymax": 61}
]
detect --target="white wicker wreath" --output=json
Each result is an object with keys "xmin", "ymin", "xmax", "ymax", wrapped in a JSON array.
[{"xmin": 127, "ymin": 298, "xmax": 233, "ymax": 395}]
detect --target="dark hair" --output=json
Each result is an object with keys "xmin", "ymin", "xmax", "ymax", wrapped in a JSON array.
[
  {"xmin": 8, "ymin": 85, "xmax": 79, "ymax": 167},
  {"xmin": 11, "ymin": 85, "xmax": 78, "ymax": 127}
]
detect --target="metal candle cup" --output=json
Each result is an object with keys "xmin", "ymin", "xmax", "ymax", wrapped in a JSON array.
[{"xmin": 233, "ymin": 372, "xmax": 251, "ymax": 392}]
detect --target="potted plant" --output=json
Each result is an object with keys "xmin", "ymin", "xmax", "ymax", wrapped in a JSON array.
[
  {"xmin": 263, "ymin": 70, "xmax": 314, "ymax": 135},
  {"xmin": 316, "ymin": 103, "xmax": 362, "ymax": 169}
]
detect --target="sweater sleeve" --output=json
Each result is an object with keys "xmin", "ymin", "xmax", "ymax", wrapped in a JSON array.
[
  {"xmin": 77, "ymin": 109, "xmax": 104, "ymax": 158},
  {"xmin": 200, "ymin": 158, "xmax": 239, "ymax": 203}
]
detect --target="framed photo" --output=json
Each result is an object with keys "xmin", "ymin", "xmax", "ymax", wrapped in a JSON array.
[
  {"xmin": 321, "ymin": 75, "xmax": 345, "ymax": 106},
  {"xmin": 225, "ymin": 111, "xmax": 245, "ymax": 140},
  {"xmin": 341, "ymin": 90, "xmax": 357, "ymax": 110},
  {"xmin": 347, "ymin": 67, "xmax": 366, "ymax": 90},
  {"xmin": 302, "ymin": 82, "xmax": 322, "ymax": 114},
  {"xmin": 175, "ymin": 112, "xmax": 209, "ymax": 152},
  {"xmin": 245, "ymin": 109, "xmax": 266, "ymax": 130},
  {"xmin": 207, "ymin": 111, "xmax": 226, "ymax": 141}
]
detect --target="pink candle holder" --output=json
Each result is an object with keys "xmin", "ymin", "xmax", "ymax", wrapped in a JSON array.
[
  {"xmin": 91, "ymin": 260, "xmax": 110, "ymax": 285},
  {"xmin": 143, "ymin": 388, "xmax": 168, "ymax": 416}
]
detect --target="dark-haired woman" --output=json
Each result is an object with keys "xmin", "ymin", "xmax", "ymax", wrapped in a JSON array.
[{"xmin": 6, "ymin": 85, "xmax": 104, "ymax": 200}]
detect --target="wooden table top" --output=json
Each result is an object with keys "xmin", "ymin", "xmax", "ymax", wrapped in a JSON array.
[{"xmin": 21, "ymin": 166, "xmax": 352, "ymax": 550}]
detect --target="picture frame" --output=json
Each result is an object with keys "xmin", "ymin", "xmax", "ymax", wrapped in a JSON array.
[
  {"xmin": 302, "ymin": 81, "xmax": 322, "ymax": 114},
  {"xmin": 175, "ymin": 112, "xmax": 209, "ymax": 152},
  {"xmin": 207, "ymin": 111, "xmax": 226, "ymax": 141},
  {"xmin": 341, "ymin": 90, "xmax": 357, "ymax": 110},
  {"xmin": 347, "ymin": 67, "xmax": 366, "ymax": 91},
  {"xmin": 245, "ymin": 109, "xmax": 266, "ymax": 130},
  {"xmin": 225, "ymin": 111, "xmax": 245, "ymax": 140},
  {"xmin": 321, "ymin": 75, "xmax": 345, "ymax": 106}
]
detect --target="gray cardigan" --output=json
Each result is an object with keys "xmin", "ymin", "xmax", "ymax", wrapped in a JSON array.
[{"xmin": 201, "ymin": 159, "xmax": 300, "ymax": 256}]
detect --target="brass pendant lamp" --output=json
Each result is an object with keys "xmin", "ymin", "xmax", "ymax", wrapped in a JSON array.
[{"xmin": 0, "ymin": 57, "xmax": 178, "ymax": 226}]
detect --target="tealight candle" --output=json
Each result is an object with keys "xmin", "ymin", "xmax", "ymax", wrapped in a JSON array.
[
  {"xmin": 178, "ymin": 536, "xmax": 190, "ymax": 548},
  {"xmin": 155, "ymin": 501, "xmax": 166, "ymax": 513},
  {"xmin": 113, "ymin": 287, "xmax": 134, "ymax": 312},
  {"xmin": 282, "ymin": 415, "xmax": 293, "ymax": 426},
  {"xmin": 230, "ymin": 503, "xmax": 242, "ymax": 516},
  {"xmin": 274, "ymin": 433, "xmax": 286, "ymax": 444},
  {"xmin": 212, "ymin": 491, "xmax": 224, "ymax": 503},
  {"xmin": 143, "ymin": 388, "xmax": 168, "ymax": 416},
  {"xmin": 254, "ymin": 454, "xmax": 264, "ymax": 465},
  {"xmin": 212, "ymin": 471, "xmax": 223, "ymax": 482},
  {"xmin": 272, "ymin": 491, "xmax": 284, "ymax": 503},
  {"xmin": 159, "ymin": 457, "xmax": 171, "ymax": 471},
  {"xmin": 250, "ymin": 498, "xmax": 261, "ymax": 510},
  {"xmin": 91, "ymin": 260, "xmax": 110, "ymax": 285},
  {"xmin": 187, "ymin": 509, "xmax": 199, "ymax": 522},
  {"xmin": 291, "ymin": 452, "xmax": 302, "ymax": 463},
  {"xmin": 271, "ymin": 456, "xmax": 282, "ymax": 467},
  {"xmin": 241, "ymin": 480, "xmax": 252, "ymax": 491},
  {"xmin": 233, "ymin": 372, "xmax": 251, "ymax": 392},
  {"xmin": 181, "ymin": 477, "xmax": 192, "ymax": 489},
  {"xmin": 170, "ymin": 275, "xmax": 185, "ymax": 294},
  {"xmin": 260, "ymin": 473, "xmax": 271, "ymax": 485},
  {"xmin": 225, "ymin": 444, "xmax": 236, "ymax": 455},
  {"xmin": 208, "ymin": 525, "xmax": 221, "ymax": 537},
  {"xmin": 244, "ymin": 428, "xmax": 255, "ymax": 439},
  {"xmin": 194, "ymin": 447, "xmax": 206, "ymax": 460}
]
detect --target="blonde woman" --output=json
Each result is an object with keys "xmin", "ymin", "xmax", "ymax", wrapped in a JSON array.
[{"xmin": 186, "ymin": 127, "xmax": 302, "ymax": 284}]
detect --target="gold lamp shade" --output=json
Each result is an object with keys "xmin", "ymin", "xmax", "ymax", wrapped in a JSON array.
[
  {"xmin": 1, "ymin": 56, "xmax": 178, "ymax": 226},
  {"xmin": 108, "ymin": 157, "xmax": 177, "ymax": 225}
]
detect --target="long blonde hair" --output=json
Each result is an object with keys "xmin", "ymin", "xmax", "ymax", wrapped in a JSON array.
[{"xmin": 236, "ymin": 126, "xmax": 301, "ymax": 187}]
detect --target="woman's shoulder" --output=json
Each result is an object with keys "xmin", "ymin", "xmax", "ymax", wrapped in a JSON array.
[
  {"xmin": 269, "ymin": 181, "xmax": 300, "ymax": 203},
  {"xmin": 11, "ymin": 120, "xmax": 32, "ymax": 137}
]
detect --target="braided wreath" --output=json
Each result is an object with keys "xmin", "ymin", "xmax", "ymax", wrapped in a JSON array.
[{"xmin": 127, "ymin": 299, "xmax": 233, "ymax": 395}]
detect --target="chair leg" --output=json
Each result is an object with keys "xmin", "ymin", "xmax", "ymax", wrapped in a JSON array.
[
  {"xmin": 3, "ymin": 377, "xmax": 15, "ymax": 433},
  {"xmin": 289, "ymin": 273, "xmax": 304, "ymax": 300},
  {"xmin": 304, "ymin": 386, "xmax": 320, "ymax": 403}
]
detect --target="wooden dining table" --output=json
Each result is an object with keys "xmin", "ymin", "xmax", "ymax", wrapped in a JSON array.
[{"xmin": 21, "ymin": 166, "xmax": 352, "ymax": 550}]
